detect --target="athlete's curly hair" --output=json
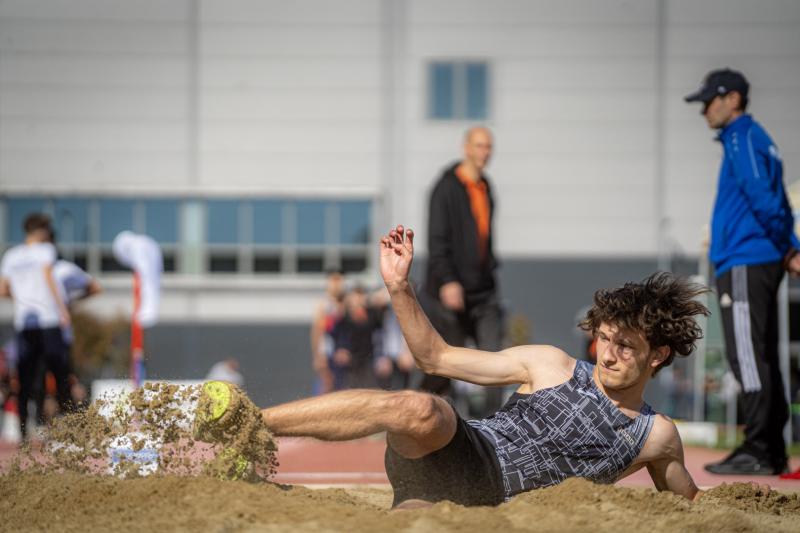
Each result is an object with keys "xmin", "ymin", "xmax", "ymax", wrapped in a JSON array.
[{"xmin": 579, "ymin": 272, "xmax": 710, "ymax": 374}]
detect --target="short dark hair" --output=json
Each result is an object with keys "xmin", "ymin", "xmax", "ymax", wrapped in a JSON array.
[
  {"xmin": 23, "ymin": 213, "xmax": 52, "ymax": 235},
  {"xmin": 579, "ymin": 272, "xmax": 710, "ymax": 374}
]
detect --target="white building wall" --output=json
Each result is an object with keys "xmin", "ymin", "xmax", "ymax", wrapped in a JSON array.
[
  {"xmin": 198, "ymin": 0, "xmax": 383, "ymax": 195},
  {"xmin": 0, "ymin": 0, "xmax": 193, "ymax": 193},
  {"xmin": 2, "ymin": 0, "xmax": 800, "ymax": 323}
]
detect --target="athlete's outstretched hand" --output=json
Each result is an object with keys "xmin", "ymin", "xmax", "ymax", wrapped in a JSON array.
[{"xmin": 379, "ymin": 225, "xmax": 414, "ymax": 289}]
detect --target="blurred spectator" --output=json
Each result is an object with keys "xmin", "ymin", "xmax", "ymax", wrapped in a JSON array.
[
  {"xmin": 0, "ymin": 213, "xmax": 72, "ymax": 439},
  {"xmin": 330, "ymin": 286, "xmax": 386, "ymax": 390},
  {"xmin": 310, "ymin": 270, "xmax": 345, "ymax": 394},
  {"xmin": 34, "ymin": 234, "xmax": 103, "ymax": 422},
  {"xmin": 206, "ymin": 358, "xmax": 244, "ymax": 388},
  {"xmin": 686, "ymin": 69, "xmax": 793, "ymax": 475},
  {"xmin": 423, "ymin": 127, "xmax": 504, "ymax": 415},
  {"xmin": 574, "ymin": 306, "xmax": 596, "ymax": 363},
  {"xmin": 374, "ymin": 306, "xmax": 414, "ymax": 391}
]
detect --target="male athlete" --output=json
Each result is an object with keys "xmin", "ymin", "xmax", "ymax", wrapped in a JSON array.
[{"xmin": 258, "ymin": 225, "xmax": 708, "ymax": 506}]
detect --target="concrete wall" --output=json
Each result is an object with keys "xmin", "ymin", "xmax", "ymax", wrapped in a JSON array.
[
  {"xmin": 3, "ymin": 0, "xmax": 800, "ymax": 418},
  {"xmin": 3, "ymin": 0, "xmax": 800, "ymax": 261}
]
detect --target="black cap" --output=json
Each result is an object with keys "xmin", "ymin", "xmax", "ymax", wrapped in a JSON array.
[{"xmin": 684, "ymin": 68, "xmax": 749, "ymax": 104}]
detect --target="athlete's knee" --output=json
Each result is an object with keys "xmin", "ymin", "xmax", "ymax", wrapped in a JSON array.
[{"xmin": 387, "ymin": 391, "xmax": 450, "ymax": 437}]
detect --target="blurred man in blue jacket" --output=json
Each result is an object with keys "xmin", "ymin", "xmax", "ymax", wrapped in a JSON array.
[{"xmin": 686, "ymin": 68, "xmax": 800, "ymax": 475}]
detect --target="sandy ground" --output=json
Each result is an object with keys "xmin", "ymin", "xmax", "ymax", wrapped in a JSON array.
[
  {"xmin": 2, "ymin": 384, "xmax": 799, "ymax": 532},
  {"xmin": 2, "ymin": 471, "xmax": 799, "ymax": 532}
]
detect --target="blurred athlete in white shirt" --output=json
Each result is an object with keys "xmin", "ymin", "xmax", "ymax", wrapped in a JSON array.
[{"xmin": 0, "ymin": 214, "xmax": 71, "ymax": 438}]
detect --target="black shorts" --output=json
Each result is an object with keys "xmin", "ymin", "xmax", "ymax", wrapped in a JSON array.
[{"xmin": 384, "ymin": 404, "xmax": 504, "ymax": 507}]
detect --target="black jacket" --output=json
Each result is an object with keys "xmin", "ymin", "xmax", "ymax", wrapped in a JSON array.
[{"xmin": 425, "ymin": 162, "xmax": 498, "ymax": 301}]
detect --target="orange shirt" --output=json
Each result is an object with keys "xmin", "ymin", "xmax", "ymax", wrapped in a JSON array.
[{"xmin": 455, "ymin": 166, "xmax": 491, "ymax": 262}]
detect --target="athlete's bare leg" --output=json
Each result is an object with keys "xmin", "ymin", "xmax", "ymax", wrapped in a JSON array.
[{"xmin": 261, "ymin": 389, "xmax": 456, "ymax": 458}]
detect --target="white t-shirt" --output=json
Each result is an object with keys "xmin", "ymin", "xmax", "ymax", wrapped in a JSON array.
[
  {"xmin": 0, "ymin": 242, "xmax": 60, "ymax": 331},
  {"xmin": 112, "ymin": 231, "xmax": 163, "ymax": 328},
  {"xmin": 53, "ymin": 259, "xmax": 92, "ymax": 305}
]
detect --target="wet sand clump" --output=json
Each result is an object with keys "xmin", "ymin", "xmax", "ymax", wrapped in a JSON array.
[{"xmin": 13, "ymin": 381, "xmax": 277, "ymax": 480}]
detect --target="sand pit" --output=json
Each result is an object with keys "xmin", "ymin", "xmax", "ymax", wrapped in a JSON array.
[
  {"xmin": 2, "ymin": 384, "xmax": 799, "ymax": 532},
  {"xmin": 2, "ymin": 472, "xmax": 799, "ymax": 532}
]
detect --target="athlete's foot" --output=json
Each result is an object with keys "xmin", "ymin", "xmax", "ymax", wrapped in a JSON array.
[{"xmin": 193, "ymin": 381, "xmax": 243, "ymax": 441}]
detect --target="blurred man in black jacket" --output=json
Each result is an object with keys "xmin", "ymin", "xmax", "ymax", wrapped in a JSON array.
[{"xmin": 423, "ymin": 127, "xmax": 503, "ymax": 415}]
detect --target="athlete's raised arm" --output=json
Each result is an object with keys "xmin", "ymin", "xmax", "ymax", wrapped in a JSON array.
[{"xmin": 380, "ymin": 225, "xmax": 563, "ymax": 388}]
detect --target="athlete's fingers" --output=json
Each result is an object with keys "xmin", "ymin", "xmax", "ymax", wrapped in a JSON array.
[
  {"xmin": 405, "ymin": 229, "xmax": 414, "ymax": 251},
  {"xmin": 393, "ymin": 227, "xmax": 404, "ymax": 245}
]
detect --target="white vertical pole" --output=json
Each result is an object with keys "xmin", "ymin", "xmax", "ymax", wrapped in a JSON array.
[
  {"xmin": 778, "ymin": 275, "xmax": 792, "ymax": 446},
  {"xmin": 692, "ymin": 261, "xmax": 709, "ymax": 422}
]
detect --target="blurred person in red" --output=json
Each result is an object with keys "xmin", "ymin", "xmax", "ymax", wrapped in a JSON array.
[{"xmin": 310, "ymin": 270, "xmax": 345, "ymax": 394}]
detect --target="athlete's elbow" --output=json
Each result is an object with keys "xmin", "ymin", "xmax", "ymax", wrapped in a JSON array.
[{"xmin": 413, "ymin": 340, "xmax": 447, "ymax": 374}]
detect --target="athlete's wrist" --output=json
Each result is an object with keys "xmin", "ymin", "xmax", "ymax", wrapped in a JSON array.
[{"xmin": 386, "ymin": 280, "xmax": 410, "ymax": 295}]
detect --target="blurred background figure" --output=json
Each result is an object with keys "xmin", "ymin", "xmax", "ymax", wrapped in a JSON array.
[
  {"xmin": 330, "ymin": 285, "xmax": 386, "ymax": 390},
  {"xmin": 686, "ymin": 69, "xmax": 795, "ymax": 476},
  {"xmin": 374, "ymin": 305, "xmax": 415, "ymax": 391},
  {"xmin": 0, "ymin": 214, "xmax": 72, "ymax": 440},
  {"xmin": 423, "ymin": 127, "xmax": 504, "ymax": 417},
  {"xmin": 310, "ymin": 270, "xmax": 345, "ymax": 394},
  {"xmin": 112, "ymin": 231, "xmax": 163, "ymax": 387},
  {"xmin": 33, "ymin": 228, "xmax": 102, "ymax": 427},
  {"xmin": 206, "ymin": 357, "xmax": 244, "ymax": 388},
  {"xmin": 0, "ymin": 340, "xmax": 19, "ymax": 443},
  {"xmin": 574, "ymin": 305, "xmax": 597, "ymax": 363}
]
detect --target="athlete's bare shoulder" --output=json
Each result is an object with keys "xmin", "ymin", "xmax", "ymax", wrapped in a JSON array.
[{"xmin": 508, "ymin": 345, "xmax": 575, "ymax": 392}]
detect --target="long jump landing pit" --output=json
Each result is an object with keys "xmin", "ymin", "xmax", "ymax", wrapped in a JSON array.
[{"xmin": 2, "ymin": 437, "xmax": 800, "ymax": 532}]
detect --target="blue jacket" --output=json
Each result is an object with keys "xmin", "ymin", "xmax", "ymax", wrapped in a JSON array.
[{"xmin": 710, "ymin": 114, "xmax": 798, "ymax": 275}]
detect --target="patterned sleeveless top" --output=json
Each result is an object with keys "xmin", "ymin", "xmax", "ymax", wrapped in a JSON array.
[{"xmin": 467, "ymin": 360, "xmax": 656, "ymax": 500}]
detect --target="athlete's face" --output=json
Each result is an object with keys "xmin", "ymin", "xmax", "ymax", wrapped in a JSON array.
[{"xmin": 594, "ymin": 323, "xmax": 669, "ymax": 390}]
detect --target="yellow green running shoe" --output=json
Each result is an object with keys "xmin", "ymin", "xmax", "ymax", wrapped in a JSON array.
[
  {"xmin": 193, "ymin": 381, "xmax": 241, "ymax": 440},
  {"xmin": 199, "ymin": 381, "xmax": 232, "ymax": 423}
]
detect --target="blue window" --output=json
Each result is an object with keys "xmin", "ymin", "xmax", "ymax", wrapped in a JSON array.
[
  {"xmin": 253, "ymin": 200, "xmax": 283, "ymax": 244},
  {"xmin": 428, "ymin": 60, "xmax": 489, "ymax": 120},
  {"xmin": 7, "ymin": 197, "xmax": 49, "ymax": 244},
  {"xmin": 206, "ymin": 200, "xmax": 239, "ymax": 244},
  {"xmin": 53, "ymin": 199, "xmax": 90, "ymax": 244},
  {"xmin": 100, "ymin": 199, "xmax": 135, "ymax": 243},
  {"xmin": 429, "ymin": 63, "xmax": 455, "ymax": 119},
  {"xmin": 339, "ymin": 201, "xmax": 370, "ymax": 244},
  {"xmin": 466, "ymin": 63, "xmax": 488, "ymax": 120},
  {"xmin": 144, "ymin": 199, "xmax": 178, "ymax": 244},
  {"xmin": 296, "ymin": 201, "xmax": 326, "ymax": 245}
]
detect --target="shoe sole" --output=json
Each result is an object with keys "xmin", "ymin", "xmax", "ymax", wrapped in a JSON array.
[{"xmin": 200, "ymin": 381, "xmax": 232, "ymax": 423}]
